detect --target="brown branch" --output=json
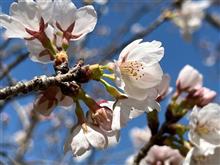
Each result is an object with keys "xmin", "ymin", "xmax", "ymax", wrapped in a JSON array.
[
  {"xmin": 0, "ymin": 61, "xmax": 84, "ymax": 100},
  {"xmin": 0, "ymin": 53, "xmax": 29, "ymax": 81}
]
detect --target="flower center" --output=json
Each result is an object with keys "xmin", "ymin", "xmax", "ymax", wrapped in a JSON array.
[
  {"xmin": 195, "ymin": 124, "xmax": 210, "ymax": 135},
  {"xmin": 120, "ymin": 61, "xmax": 144, "ymax": 80}
]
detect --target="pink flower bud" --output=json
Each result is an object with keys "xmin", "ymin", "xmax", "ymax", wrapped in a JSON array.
[
  {"xmin": 176, "ymin": 65, "xmax": 203, "ymax": 92},
  {"xmin": 187, "ymin": 87, "xmax": 216, "ymax": 107},
  {"xmin": 88, "ymin": 100, "xmax": 113, "ymax": 131}
]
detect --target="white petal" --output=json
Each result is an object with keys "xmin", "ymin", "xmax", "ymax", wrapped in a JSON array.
[
  {"xmin": 36, "ymin": 0, "xmax": 53, "ymax": 23},
  {"xmin": 118, "ymin": 39, "xmax": 143, "ymax": 63},
  {"xmin": 127, "ymin": 63, "xmax": 163, "ymax": 89},
  {"xmin": 127, "ymin": 40, "xmax": 164, "ymax": 65},
  {"xmin": 145, "ymin": 99, "xmax": 160, "ymax": 112},
  {"xmin": 84, "ymin": 124, "xmax": 107, "ymax": 149},
  {"xmin": 156, "ymin": 74, "xmax": 170, "ymax": 96},
  {"xmin": 72, "ymin": 6, "xmax": 97, "ymax": 40},
  {"xmin": 10, "ymin": 1, "xmax": 40, "ymax": 31},
  {"xmin": 116, "ymin": 97, "xmax": 159, "ymax": 120},
  {"xmin": 26, "ymin": 39, "xmax": 52, "ymax": 64},
  {"xmin": 53, "ymin": 0, "xmax": 77, "ymax": 30},
  {"xmin": 124, "ymin": 82, "xmax": 148, "ymax": 100},
  {"xmin": 0, "ymin": 14, "xmax": 30, "ymax": 38},
  {"xmin": 111, "ymin": 104, "xmax": 130, "ymax": 131},
  {"xmin": 114, "ymin": 61, "xmax": 125, "ymax": 90},
  {"xmin": 182, "ymin": 148, "xmax": 194, "ymax": 165},
  {"xmin": 70, "ymin": 125, "xmax": 91, "ymax": 156}
]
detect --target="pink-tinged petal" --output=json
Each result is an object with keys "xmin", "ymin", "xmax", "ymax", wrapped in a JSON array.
[
  {"xmin": 70, "ymin": 125, "xmax": 91, "ymax": 156},
  {"xmin": 111, "ymin": 105, "xmax": 130, "ymax": 131},
  {"xmin": 10, "ymin": 1, "xmax": 40, "ymax": 31},
  {"xmin": 53, "ymin": 0, "xmax": 77, "ymax": 30},
  {"xmin": 72, "ymin": 5, "xmax": 97, "ymax": 40},
  {"xmin": 118, "ymin": 39, "xmax": 143, "ymax": 63},
  {"xmin": 0, "ymin": 14, "xmax": 30, "ymax": 38},
  {"xmin": 127, "ymin": 40, "xmax": 164, "ymax": 65},
  {"xmin": 127, "ymin": 63, "xmax": 163, "ymax": 89},
  {"xmin": 84, "ymin": 124, "xmax": 107, "ymax": 149}
]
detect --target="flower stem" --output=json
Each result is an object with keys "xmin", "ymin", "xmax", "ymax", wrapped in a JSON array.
[{"xmin": 102, "ymin": 74, "xmax": 115, "ymax": 80}]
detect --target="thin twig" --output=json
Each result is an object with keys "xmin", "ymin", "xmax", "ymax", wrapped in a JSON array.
[{"xmin": 0, "ymin": 53, "xmax": 29, "ymax": 81}]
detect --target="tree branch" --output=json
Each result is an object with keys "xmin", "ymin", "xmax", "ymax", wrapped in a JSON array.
[{"xmin": 0, "ymin": 61, "xmax": 84, "ymax": 100}]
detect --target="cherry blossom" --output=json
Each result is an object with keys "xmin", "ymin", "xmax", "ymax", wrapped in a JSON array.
[
  {"xmin": 176, "ymin": 65, "xmax": 203, "ymax": 92},
  {"xmin": 53, "ymin": 0, "xmax": 97, "ymax": 43},
  {"xmin": 114, "ymin": 39, "xmax": 164, "ymax": 100},
  {"xmin": 0, "ymin": 0, "xmax": 97, "ymax": 63},
  {"xmin": 64, "ymin": 123, "xmax": 107, "ymax": 157},
  {"xmin": 172, "ymin": 0, "xmax": 211, "ymax": 40},
  {"xmin": 64, "ymin": 121, "xmax": 119, "ymax": 157},
  {"xmin": 189, "ymin": 103, "xmax": 220, "ymax": 156},
  {"xmin": 0, "ymin": 0, "xmax": 52, "ymax": 38}
]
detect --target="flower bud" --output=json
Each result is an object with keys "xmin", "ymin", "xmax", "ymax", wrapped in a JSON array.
[{"xmin": 176, "ymin": 65, "xmax": 203, "ymax": 92}]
